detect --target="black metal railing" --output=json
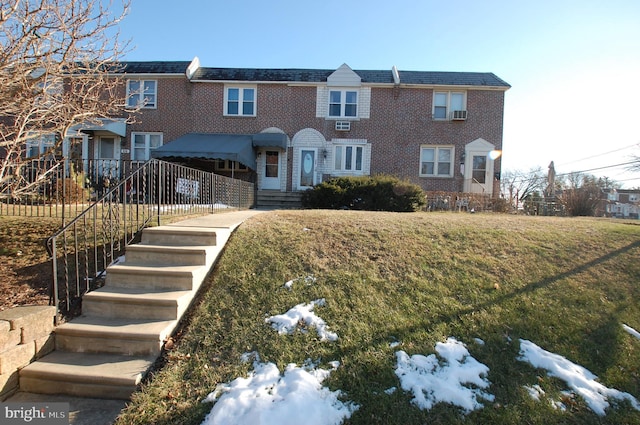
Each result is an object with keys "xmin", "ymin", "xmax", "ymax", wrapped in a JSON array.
[
  {"xmin": 0, "ymin": 158, "xmax": 154, "ymax": 222},
  {"xmin": 45, "ymin": 159, "xmax": 254, "ymax": 321}
]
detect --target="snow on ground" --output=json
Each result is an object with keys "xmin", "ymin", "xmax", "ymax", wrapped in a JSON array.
[
  {"xmin": 265, "ymin": 298, "xmax": 338, "ymax": 342},
  {"xmin": 394, "ymin": 338, "xmax": 495, "ymax": 413},
  {"xmin": 518, "ymin": 339, "xmax": 640, "ymax": 416},
  {"xmin": 283, "ymin": 275, "xmax": 316, "ymax": 290},
  {"xmin": 623, "ymin": 324, "xmax": 640, "ymax": 340},
  {"xmin": 200, "ymin": 359, "xmax": 358, "ymax": 425},
  {"xmin": 199, "ymin": 275, "xmax": 640, "ymax": 424}
]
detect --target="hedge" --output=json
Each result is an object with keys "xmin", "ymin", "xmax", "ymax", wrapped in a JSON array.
[{"xmin": 301, "ymin": 175, "xmax": 426, "ymax": 212}]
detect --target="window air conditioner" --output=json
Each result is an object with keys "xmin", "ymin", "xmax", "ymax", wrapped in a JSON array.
[
  {"xmin": 335, "ymin": 121, "xmax": 351, "ymax": 131},
  {"xmin": 451, "ymin": 110, "xmax": 468, "ymax": 120}
]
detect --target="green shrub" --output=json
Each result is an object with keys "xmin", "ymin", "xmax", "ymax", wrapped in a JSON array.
[{"xmin": 301, "ymin": 175, "xmax": 425, "ymax": 212}]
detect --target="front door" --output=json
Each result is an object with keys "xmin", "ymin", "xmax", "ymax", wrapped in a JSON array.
[
  {"xmin": 299, "ymin": 149, "xmax": 316, "ymax": 189},
  {"xmin": 94, "ymin": 136, "xmax": 120, "ymax": 179},
  {"xmin": 262, "ymin": 150, "xmax": 280, "ymax": 190},
  {"xmin": 464, "ymin": 152, "xmax": 493, "ymax": 195}
]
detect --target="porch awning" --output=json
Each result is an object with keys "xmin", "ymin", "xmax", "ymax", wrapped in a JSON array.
[
  {"xmin": 70, "ymin": 118, "xmax": 127, "ymax": 137},
  {"xmin": 251, "ymin": 132, "xmax": 288, "ymax": 149},
  {"xmin": 151, "ymin": 133, "xmax": 257, "ymax": 169}
]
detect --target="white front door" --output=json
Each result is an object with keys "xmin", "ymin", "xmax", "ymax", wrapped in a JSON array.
[
  {"xmin": 464, "ymin": 152, "xmax": 493, "ymax": 195},
  {"xmin": 262, "ymin": 150, "xmax": 280, "ymax": 190},
  {"xmin": 299, "ymin": 149, "xmax": 317, "ymax": 189},
  {"xmin": 94, "ymin": 136, "xmax": 121, "ymax": 178}
]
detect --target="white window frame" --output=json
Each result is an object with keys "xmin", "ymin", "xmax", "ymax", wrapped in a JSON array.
[
  {"xmin": 25, "ymin": 133, "xmax": 56, "ymax": 158},
  {"xmin": 127, "ymin": 79, "xmax": 157, "ymax": 109},
  {"xmin": 26, "ymin": 133, "xmax": 56, "ymax": 158},
  {"xmin": 328, "ymin": 89, "xmax": 358, "ymax": 119},
  {"xmin": 334, "ymin": 144, "xmax": 364, "ymax": 173},
  {"xmin": 131, "ymin": 132, "xmax": 163, "ymax": 160},
  {"xmin": 419, "ymin": 145, "xmax": 454, "ymax": 178},
  {"xmin": 224, "ymin": 86, "xmax": 256, "ymax": 117},
  {"xmin": 432, "ymin": 91, "xmax": 466, "ymax": 120}
]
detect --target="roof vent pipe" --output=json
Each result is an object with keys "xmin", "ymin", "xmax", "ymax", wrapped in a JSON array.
[{"xmin": 392, "ymin": 65, "xmax": 400, "ymax": 85}]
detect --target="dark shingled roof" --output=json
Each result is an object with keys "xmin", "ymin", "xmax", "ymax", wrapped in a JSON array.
[
  {"xmin": 118, "ymin": 61, "xmax": 192, "ymax": 74},
  {"xmin": 193, "ymin": 67, "xmax": 510, "ymax": 88},
  {"xmin": 117, "ymin": 61, "xmax": 510, "ymax": 88}
]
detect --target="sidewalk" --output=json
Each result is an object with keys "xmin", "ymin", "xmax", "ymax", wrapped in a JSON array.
[{"xmin": 5, "ymin": 209, "xmax": 266, "ymax": 425}]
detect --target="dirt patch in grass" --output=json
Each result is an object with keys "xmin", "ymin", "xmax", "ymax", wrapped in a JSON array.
[{"xmin": 0, "ymin": 216, "xmax": 61, "ymax": 311}]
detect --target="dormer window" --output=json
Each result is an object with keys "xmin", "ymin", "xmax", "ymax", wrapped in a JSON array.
[
  {"xmin": 329, "ymin": 90, "xmax": 358, "ymax": 118},
  {"xmin": 127, "ymin": 80, "xmax": 157, "ymax": 108}
]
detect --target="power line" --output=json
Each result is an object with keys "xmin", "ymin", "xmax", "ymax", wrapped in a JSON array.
[
  {"xmin": 557, "ymin": 143, "xmax": 640, "ymax": 167},
  {"xmin": 554, "ymin": 160, "xmax": 640, "ymax": 177},
  {"xmin": 503, "ymin": 159, "xmax": 640, "ymax": 187}
]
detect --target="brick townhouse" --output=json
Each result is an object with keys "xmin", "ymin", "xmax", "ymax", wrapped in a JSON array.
[{"xmin": 55, "ymin": 58, "xmax": 511, "ymax": 200}]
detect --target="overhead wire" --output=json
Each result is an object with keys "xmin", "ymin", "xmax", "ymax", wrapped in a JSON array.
[{"xmin": 556, "ymin": 142, "xmax": 640, "ymax": 167}]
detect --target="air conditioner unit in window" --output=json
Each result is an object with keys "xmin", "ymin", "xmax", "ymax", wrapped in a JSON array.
[
  {"xmin": 335, "ymin": 121, "xmax": 351, "ymax": 131},
  {"xmin": 451, "ymin": 110, "xmax": 468, "ymax": 120}
]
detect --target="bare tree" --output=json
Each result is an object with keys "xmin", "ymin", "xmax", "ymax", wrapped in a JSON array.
[
  {"xmin": 500, "ymin": 167, "xmax": 546, "ymax": 211},
  {"xmin": 0, "ymin": 0, "xmax": 130, "ymax": 197},
  {"xmin": 557, "ymin": 172, "xmax": 603, "ymax": 216}
]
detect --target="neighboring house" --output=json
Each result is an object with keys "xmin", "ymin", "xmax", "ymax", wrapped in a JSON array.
[
  {"xmin": 603, "ymin": 189, "xmax": 640, "ymax": 219},
  {"xmin": 54, "ymin": 58, "xmax": 511, "ymax": 198}
]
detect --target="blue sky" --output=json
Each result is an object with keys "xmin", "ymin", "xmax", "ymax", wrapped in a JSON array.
[{"xmin": 119, "ymin": 0, "xmax": 640, "ymax": 188}]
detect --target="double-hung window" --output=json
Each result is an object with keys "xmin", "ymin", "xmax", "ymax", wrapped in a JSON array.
[
  {"xmin": 127, "ymin": 80, "xmax": 157, "ymax": 108},
  {"xmin": 420, "ymin": 146, "xmax": 453, "ymax": 177},
  {"xmin": 225, "ymin": 87, "xmax": 256, "ymax": 116},
  {"xmin": 433, "ymin": 91, "xmax": 465, "ymax": 120},
  {"xmin": 132, "ymin": 132, "xmax": 163, "ymax": 160},
  {"xmin": 334, "ymin": 144, "xmax": 364, "ymax": 173},
  {"xmin": 329, "ymin": 90, "xmax": 358, "ymax": 118},
  {"xmin": 26, "ymin": 134, "xmax": 56, "ymax": 158}
]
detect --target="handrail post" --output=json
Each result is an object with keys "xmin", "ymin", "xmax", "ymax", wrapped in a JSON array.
[
  {"xmin": 50, "ymin": 237, "xmax": 60, "ymax": 325},
  {"xmin": 156, "ymin": 160, "xmax": 162, "ymax": 227}
]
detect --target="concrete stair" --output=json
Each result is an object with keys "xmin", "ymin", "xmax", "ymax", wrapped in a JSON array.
[
  {"xmin": 18, "ymin": 215, "xmax": 248, "ymax": 400},
  {"xmin": 256, "ymin": 190, "xmax": 302, "ymax": 209}
]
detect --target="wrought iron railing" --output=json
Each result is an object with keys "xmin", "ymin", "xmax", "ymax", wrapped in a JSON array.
[
  {"xmin": 45, "ymin": 159, "xmax": 254, "ymax": 321},
  {"xmin": 425, "ymin": 191, "xmax": 496, "ymax": 212}
]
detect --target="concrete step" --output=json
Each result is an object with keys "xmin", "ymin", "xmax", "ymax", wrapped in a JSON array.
[
  {"xmin": 19, "ymin": 351, "xmax": 155, "ymax": 400},
  {"xmin": 141, "ymin": 226, "xmax": 218, "ymax": 246},
  {"xmin": 257, "ymin": 191, "xmax": 302, "ymax": 209},
  {"xmin": 55, "ymin": 317, "xmax": 177, "ymax": 356},
  {"xmin": 82, "ymin": 287, "xmax": 194, "ymax": 320},
  {"xmin": 124, "ymin": 244, "xmax": 211, "ymax": 266},
  {"xmin": 106, "ymin": 264, "xmax": 204, "ymax": 291}
]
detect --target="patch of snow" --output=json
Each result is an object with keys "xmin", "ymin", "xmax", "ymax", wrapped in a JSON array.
[
  {"xmin": 394, "ymin": 338, "xmax": 494, "ymax": 413},
  {"xmin": 240, "ymin": 351, "xmax": 260, "ymax": 364},
  {"xmin": 524, "ymin": 384, "xmax": 545, "ymax": 401},
  {"xmin": 623, "ymin": 324, "xmax": 640, "ymax": 341},
  {"xmin": 283, "ymin": 275, "xmax": 316, "ymax": 291},
  {"xmin": 384, "ymin": 387, "xmax": 397, "ymax": 395},
  {"xmin": 266, "ymin": 299, "xmax": 338, "ymax": 342},
  {"xmin": 474, "ymin": 338, "xmax": 485, "ymax": 346},
  {"xmin": 390, "ymin": 341, "xmax": 400, "ymax": 348},
  {"xmin": 201, "ymin": 359, "xmax": 358, "ymax": 425},
  {"xmin": 517, "ymin": 339, "xmax": 640, "ymax": 416}
]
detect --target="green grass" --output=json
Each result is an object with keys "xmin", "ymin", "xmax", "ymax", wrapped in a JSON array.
[{"xmin": 115, "ymin": 211, "xmax": 640, "ymax": 425}]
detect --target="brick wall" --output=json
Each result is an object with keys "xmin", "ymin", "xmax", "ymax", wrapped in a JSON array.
[
  {"xmin": 0, "ymin": 306, "xmax": 56, "ymax": 400},
  {"xmin": 124, "ymin": 77, "xmax": 506, "ymax": 194}
]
